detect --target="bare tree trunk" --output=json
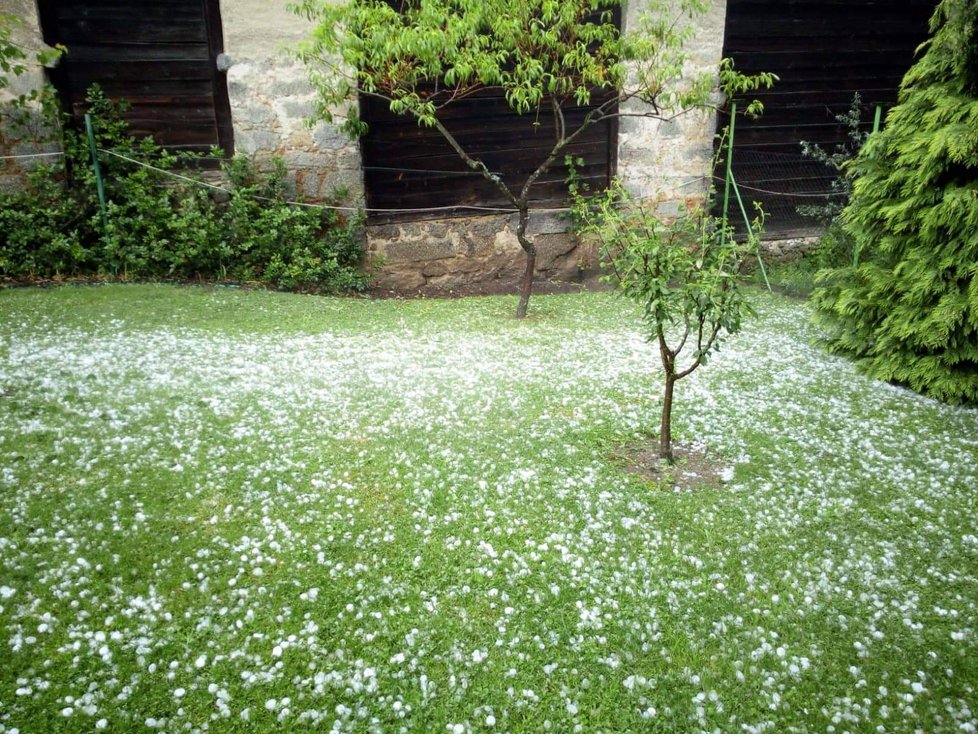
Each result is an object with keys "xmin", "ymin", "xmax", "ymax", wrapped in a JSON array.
[
  {"xmin": 659, "ymin": 374, "xmax": 676, "ymax": 463},
  {"xmin": 515, "ymin": 205, "xmax": 536, "ymax": 319}
]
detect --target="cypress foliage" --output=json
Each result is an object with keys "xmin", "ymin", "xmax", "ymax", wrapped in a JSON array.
[{"xmin": 811, "ymin": 0, "xmax": 978, "ymax": 405}]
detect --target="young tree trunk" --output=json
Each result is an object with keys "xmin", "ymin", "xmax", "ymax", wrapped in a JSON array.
[
  {"xmin": 516, "ymin": 249, "xmax": 536, "ymax": 319},
  {"xmin": 659, "ymin": 374, "xmax": 676, "ymax": 463},
  {"xmin": 515, "ymin": 205, "xmax": 536, "ymax": 319}
]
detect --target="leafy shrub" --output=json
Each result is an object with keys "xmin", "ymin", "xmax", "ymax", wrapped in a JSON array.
[
  {"xmin": 757, "ymin": 226, "xmax": 859, "ymax": 299},
  {"xmin": 757, "ymin": 95, "xmax": 872, "ymax": 298},
  {"xmin": 798, "ymin": 94, "xmax": 871, "ymax": 228},
  {"xmin": 0, "ymin": 86, "xmax": 368, "ymax": 293}
]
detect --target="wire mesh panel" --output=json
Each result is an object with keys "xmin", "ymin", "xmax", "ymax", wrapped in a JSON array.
[
  {"xmin": 724, "ymin": 147, "xmax": 844, "ymax": 237},
  {"xmin": 718, "ymin": 0, "xmax": 936, "ymax": 237}
]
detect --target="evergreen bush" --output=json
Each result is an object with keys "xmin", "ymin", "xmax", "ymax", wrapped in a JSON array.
[{"xmin": 811, "ymin": 0, "xmax": 978, "ymax": 405}]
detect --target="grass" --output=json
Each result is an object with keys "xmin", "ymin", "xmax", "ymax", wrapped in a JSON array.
[{"xmin": 1, "ymin": 284, "xmax": 976, "ymax": 733}]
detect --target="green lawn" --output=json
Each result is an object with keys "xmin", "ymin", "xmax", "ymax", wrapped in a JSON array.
[{"xmin": 1, "ymin": 285, "xmax": 976, "ymax": 733}]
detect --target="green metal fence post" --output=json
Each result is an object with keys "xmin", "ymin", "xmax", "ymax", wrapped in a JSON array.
[
  {"xmin": 729, "ymin": 171, "xmax": 771, "ymax": 292},
  {"xmin": 721, "ymin": 102, "xmax": 771, "ymax": 292},
  {"xmin": 85, "ymin": 113, "xmax": 109, "ymax": 233},
  {"xmin": 852, "ymin": 106, "xmax": 883, "ymax": 269},
  {"xmin": 722, "ymin": 101, "xmax": 737, "ymax": 230}
]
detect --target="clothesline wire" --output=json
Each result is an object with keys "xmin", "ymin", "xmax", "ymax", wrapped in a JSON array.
[{"xmin": 4, "ymin": 147, "xmax": 841, "ymax": 213}]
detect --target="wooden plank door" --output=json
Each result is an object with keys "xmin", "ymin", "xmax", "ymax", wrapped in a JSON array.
[{"xmin": 38, "ymin": 0, "xmax": 234, "ymax": 156}]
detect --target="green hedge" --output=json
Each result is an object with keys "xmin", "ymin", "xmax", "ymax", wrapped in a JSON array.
[{"xmin": 1, "ymin": 87, "xmax": 369, "ymax": 293}]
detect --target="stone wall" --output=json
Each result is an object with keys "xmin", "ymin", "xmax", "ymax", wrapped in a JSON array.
[
  {"xmin": 220, "ymin": 0, "xmax": 362, "ymax": 204},
  {"xmin": 366, "ymin": 212, "xmax": 598, "ymax": 292},
  {"xmin": 0, "ymin": 0, "xmax": 58, "ymax": 191},
  {"xmin": 618, "ymin": 0, "xmax": 727, "ymax": 212}
]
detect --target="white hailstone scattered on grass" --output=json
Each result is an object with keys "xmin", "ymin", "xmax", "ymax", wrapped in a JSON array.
[
  {"xmin": 194, "ymin": 654, "xmax": 207, "ymax": 669},
  {"xmin": 3, "ymin": 292, "xmax": 978, "ymax": 734}
]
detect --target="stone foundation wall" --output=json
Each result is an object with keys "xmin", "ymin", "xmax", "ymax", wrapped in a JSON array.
[
  {"xmin": 761, "ymin": 236, "xmax": 821, "ymax": 262},
  {"xmin": 366, "ymin": 212, "xmax": 598, "ymax": 291}
]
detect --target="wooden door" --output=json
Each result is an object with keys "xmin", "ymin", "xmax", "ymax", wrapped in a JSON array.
[{"xmin": 38, "ymin": 0, "xmax": 233, "ymax": 155}]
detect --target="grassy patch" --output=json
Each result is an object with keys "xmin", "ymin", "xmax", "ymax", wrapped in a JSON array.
[{"xmin": 1, "ymin": 285, "xmax": 976, "ymax": 733}]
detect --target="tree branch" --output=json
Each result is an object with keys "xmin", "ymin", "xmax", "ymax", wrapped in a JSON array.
[
  {"xmin": 674, "ymin": 315, "xmax": 692, "ymax": 356},
  {"xmin": 518, "ymin": 100, "xmax": 569, "ymax": 203},
  {"xmin": 676, "ymin": 320, "xmax": 721, "ymax": 380},
  {"xmin": 430, "ymin": 117, "xmax": 520, "ymax": 209}
]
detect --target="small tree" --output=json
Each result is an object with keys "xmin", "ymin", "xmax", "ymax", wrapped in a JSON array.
[
  {"xmin": 811, "ymin": 0, "xmax": 978, "ymax": 405},
  {"xmin": 797, "ymin": 93, "xmax": 869, "ymax": 227},
  {"xmin": 573, "ymin": 179, "xmax": 759, "ymax": 463},
  {"xmin": 291, "ymin": 0, "xmax": 772, "ymax": 318}
]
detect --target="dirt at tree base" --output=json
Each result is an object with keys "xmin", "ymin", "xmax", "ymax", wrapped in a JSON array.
[{"xmin": 611, "ymin": 442, "xmax": 733, "ymax": 491}]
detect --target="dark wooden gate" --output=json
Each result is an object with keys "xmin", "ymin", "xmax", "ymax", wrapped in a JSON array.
[
  {"xmin": 719, "ymin": 0, "xmax": 935, "ymax": 235},
  {"xmin": 37, "ymin": 0, "xmax": 233, "ymax": 155}
]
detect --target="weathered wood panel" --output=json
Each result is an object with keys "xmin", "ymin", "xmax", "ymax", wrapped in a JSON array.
[
  {"xmin": 719, "ymin": 0, "xmax": 936, "ymax": 235},
  {"xmin": 37, "ymin": 0, "xmax": 233, "ymax": 155}
]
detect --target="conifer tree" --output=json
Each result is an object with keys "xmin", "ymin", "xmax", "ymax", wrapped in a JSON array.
[{"xmin": 812, "ymin": 0, "xmax": 978, "ymax": 405}]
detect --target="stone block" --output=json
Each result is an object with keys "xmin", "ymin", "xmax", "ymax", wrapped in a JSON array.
[
  {"xmin": 312, "ymin": 123, "xmax": 349, "ymax": 150},
  {"xmin": 369, "ymin": 234, "xmax": 457, "ymax": 264},
  {"xmin": 277, "ymin": 99, "xmax": 316, "ymax": 121},
  {"xmin": 533, "ymin": 233, "xmax": 579, "ymax": 270},
  {"xmin": 235, "ymin": 105, "xmax": 277, "ymax": 126},
  {"xmin": 267, "ymin": 77, "xmax": 314, "ymax": 98},
  {"xmin": 0, "ymin": 175, "xmax": 23, "ymax": 192},
  {"xmin": 234, "ymin": 129, "xmax": 281, "ymax": 155},
  {"xmin": 526, "ymin": 211, "xmax": 570, "ymax": 236},
  {"xmin": 372, "ymin": 266, "xmax": 427, "ymax": 290},
  {"xmin": 283, "ymin": 151, "xmax": 329, "ymax": 170},
  {"xmin": 324, "ymin": 169, "xmax": 364, "ymax": 199}
]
